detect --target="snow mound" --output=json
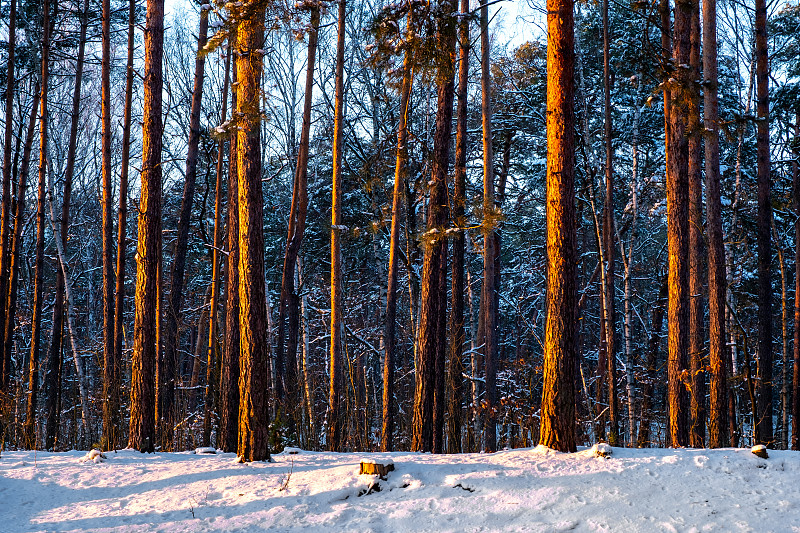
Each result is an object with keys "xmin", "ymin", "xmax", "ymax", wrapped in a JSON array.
[
  {"xmin": 591, "ymin": 443, "xmax": 613, "ymax": 458},
  {"xmin": 81, "ymin": 449, "xmax": 107, "ymax": 464},
  {"xmin": 194, "ymin": 447, "xmax": 217, "ymax": 455}
]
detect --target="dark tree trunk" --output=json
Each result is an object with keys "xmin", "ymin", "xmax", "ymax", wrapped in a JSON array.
[
  {"xmin": 129, "ymin": 0, "xmax": 165, "ymax": 454},
  {"xmin": 219, "ymin": 57, "xmax": 240, "ymax": 454},
  {"xmin": 446, "ymin": 0, "xmax": 469, "ymax": 454},
  {"xmin": 203, "ymin": 46, "xmax": 232, "ymax": 447},
  {"xmin": 703, "ymin": 0, "xmax": 729, "ymax": 448},
  {"xmin": 687, "ymin": 1, "xmax": 705, "ymax": 448},
  {"xmin": 411, "ymin": 0, "xmax": 456, "ymax": 453},
  {"xmin": 110, "ymin": 0, "xmax": 136, "ymax": 452},
  {"xmin": 25, "ymin": 0, "xmax": 51, "ymax": 449},
  {"xmin": 539, "ymin": 0, "xmax": 577, "ymax": 453},
  {"xmin": 601, "ymin": 0, "xmax": 619, "ymax": 446},
  {"xmin": 754, "ymin": 0, "xmax": 773, "ymax": 447},
  {"xmin": 480, "ymin": 0, "xmax": 497, "ymax": 453},
  {"xmin": 44, "ymin": 0, "xmax": 89, "ymax": 451},
  {"xmin": 159, "ymin": 12, "xmax": 209, "ymax": 450},
  {"xmin": 277, "ymin": 5, "xmax": 320, "ymax": 437},
  {"xmin": 0, "ymin": 0, "xmax": 16, "ymax": 391},
  {"xmin": 236, "ymin": 2, "xmax": 271, "ymax": 462}
]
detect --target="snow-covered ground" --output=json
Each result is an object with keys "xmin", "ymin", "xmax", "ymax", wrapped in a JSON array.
[{"xmin": 2, "ymin": 445, "xmax": 799, "ymax": 532}]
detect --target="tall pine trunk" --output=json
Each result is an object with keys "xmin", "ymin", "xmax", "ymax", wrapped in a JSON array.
[
  {"xmin": 687, "ymin": 2, "xmax": 705, "ymax": 448},
  {"xmin": 219, "ymin": 57, "xmax": 240, "ymax": 453},
  {"xmin": 45, "ymin": 0, "xmax": 89, "ymax": 451},
  {"xmin": 110, "ymin": 0, "xmax": 137, "ymax": 452},
  {"xmin": 277, "ymin": 5, "xmax": 320, "ymax": 436},
  {"xmin": 235, "ymin": 1, "xmax": 271, "ymax": 462},
  {"xmin": 382, "ymin": 9, "xmax": 413, "ymax": 453},
  {"xmin": 0, "ymin": 0, "xmax": 16, "ymax": 391},
  {"xmin": 480, "ymin": 0, "xmax": 497, "ymax": 453},
  {"xmin": 754, "ymin": 0, "xmax": 773, "ymax": 447},
  {"xmin": 793, "ymin": 113, "xmax": 799, "ymax": 451},
  {"xmin": 329, "ymin": 0, "xmax": 347, "ymax": 452},
  {"xmin": 25, "ymin": 0, "xmax": 51, "ymax": 449},
  {"xmin": 703, "ymin": 0, "xmax": 729, "ymax": 448},
  {"xmin": 666, "ymin": 0, "xmax": 691, "ymax": 448},
  {"xmin": 160, "ymin": 12, "xmax": 209, "ymax": 449},
  {"xmin": 129, "ymin": 0, "xmax": 166, "ymax": 453},
  {"xmin": 411, "ymin": 0, "xmax": 456, "ymax": 453},
  {"xmin": 539, "ymin": 0, "xmax": 577, "ymax": 453}
]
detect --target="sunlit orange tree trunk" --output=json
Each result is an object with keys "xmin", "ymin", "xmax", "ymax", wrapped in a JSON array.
[
  {"xmin": 235, "ymin": 0, "xmax": 271, "ymax": 463},
  {"xmin": 538, "ymin": 0, "xmax": 577, "ymax": 453},
  {"xmin": 129, "ymin": 0, "xmax": 166, "ymax": 453}
]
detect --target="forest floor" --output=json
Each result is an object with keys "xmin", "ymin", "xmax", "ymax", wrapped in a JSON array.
[{"xmin": 1, "ymin": 444, "xmax": 799, "ymax": 532}]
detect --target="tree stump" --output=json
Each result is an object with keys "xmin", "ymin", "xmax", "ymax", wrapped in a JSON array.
[
  {"xmin": 592, "ymin": 443, "xmax": 613, "ymax": 458},
  {"xmin": 359, "ymin": 460, "xmax": 394, "ymax": 479},
  {"xmin": 751, "ymin": 445, "xmax": 768, "ymax": 459}
]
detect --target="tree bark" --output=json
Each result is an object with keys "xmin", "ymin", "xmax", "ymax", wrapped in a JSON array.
[
  {"xmin": 446, "ymin": 0, "xmax": 469, "ymax": 454},
  {"xmin": 2, "ymin": 85, "xmax": 39, "ymax": 421},
  {"xmin": 411, "ymin": 0, "xmax": 456, "ymax": 453},
  {"xmin": 277, "ymin": 5, "xmax": 320, "ymax": 437},
  {"xmin": 110, "ymin": 0, "xmax": 137, "ymax": 452},
  {"xmin": 235, "ymin": 0, "xmax": 271, "ymax": 462},
  {"xmin": 754, "ymin": 0, "xmax": 773, "ymax": 447},
  {"xmin": 44, "ymin": 0, "xmax": 89, "ymax": 451},
  {"xmin": 204, "ymin": 45, "xmax": 232, "ymax": 447},
  {"xmin": 129, "ymin": 0, "xmax": 166, "ymax": 454},
  {"xmin": 539, "ymin": 0, "xmax": 577, "ymax": 453},
  {"xmin": 703, "ymin": 0, "xmax": 729, "ymax": 448},
  {"xmin": 480, "ymin": 0, "xmax": 497, "ymax": 453},
  {"xmin": 793, "ymin": 113, "xmax": 799, "ymax": 451},
  {"xmin": 0, "ymin": 0, "xmax": 16, "ymax": 391},
  {"xmin": 159, "ymin": 11, "xmax": 209, "ymax": 450},
  {"xmin": 100, "ymin": 0, "xmax": 118, "ymax": 453},
  {"xmin": 329, "ymin": 0, "xmax": 347, "ymax": 452},
  {"xmin": 382, "ymin": 10, "xmax": 413, "ymax": 453},
  {"xmin": 666, "ymin": 0, "xmax": 691, "ymax": 448},
  {"xmin": 25, "ymin": 0, "xmax": 51, "ymax": 449},
  {"xmin": 687, "ymin": 1, "xmax": 705, "ymax": 448},
  {"xmin": 219, "ymin": 55, "xmax": 240, "ymax": 454}
]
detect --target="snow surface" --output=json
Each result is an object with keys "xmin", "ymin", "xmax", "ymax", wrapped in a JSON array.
[{"xmin": 2, "ymin": 446, "xmax": 800, "ymax": 532}]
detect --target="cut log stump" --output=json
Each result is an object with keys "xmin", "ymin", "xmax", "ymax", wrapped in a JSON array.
[
  {"xmin": 751, "ymin": 445, "xmax": 768, "ymax": 459},
  {"xmin": 360, "ymin": 460, "xmax": 394, "ymax": 479}
]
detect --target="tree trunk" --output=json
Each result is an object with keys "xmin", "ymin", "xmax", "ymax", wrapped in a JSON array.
[
  {"xmin": 2, "ymin": 86, "xmax": 39, "ymax": 420},
  {"xmin": 44, "ymin": 0, "xmax": 89, "ymax": 451},
  {"xmin": 0, "ymin": 0, "xmax": 16, "ymax": 391},
  {"xmin": 703, "ymin": 0, "xmax": 729, "ymax": 448},
  {"xmin": 687, "ymin": 1, "xmax": 705, "ymax": 448},
  {"xmin": 446, "ymin": 0, "xmax": 469, "ymax": 454},
  {"xmin": 203, "ymin": 45, "xmax": 232, "ymax": 447},
  {"xmin": 382, "ymin": 10, "xmax": 413, "ymax": 453},
  {"xmin": 411, "ymin": 0, "xmax": 456, "ymax": 453},
  {"xmin": 129, "ymin": 0, "xmax": 165, "ymax": 454},
  {"xmin": 792, "ymin": 113, "xmax": 799, "ymax": 451},
  {"xmin": 110, "ymin": 0, "xmax": 137, "ymax": 452},
  {"xmin": 329, "ymin": 0, "xmax": 347, "ymax": 452},
  {"xmin": 539, "ymin": 0, "xmax": 577, "ymax": 453},
  {"xmin": 219, "ymin": 56, "xmax": 240, "ymax": 454},
  {"xmin": 160, "ymin": 11, "xmax": 209, "ymax": 450},
  {"xmin": 277, "ymin": 5, "xmax": 320, "ymax": 437},
  {"xmin": 236, "ymin": 1, "xmax": 271, "ymax": 462},
  {"xmin": 100, "ymin": 0, "xmax": 118, "ymax": 453},
  {"xmin": 754, "ymin": 0, "xmax": 773, "ymax": 447},
  {"xmin": 637, "ymin": 277, "xmax": 667, "ymax": 447},
  {"xmin": 25, "ymin": 0, "xmax": 51, "ymax": 449},
  {"xmin": 480, "ymin": 0, "xmax": 497, "ymax": 453},
  {"xmin": 601, "ymin": 0, "xmax": 619, "ymax": 447},
  {"xmin": 666, "ymin": 0, "xmax": 691, "ymax": 448}
]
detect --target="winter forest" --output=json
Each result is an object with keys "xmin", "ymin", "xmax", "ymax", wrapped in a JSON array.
[{"xmin": 1, "ymin": 0, "xmax": 800, "ymax": 465}]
